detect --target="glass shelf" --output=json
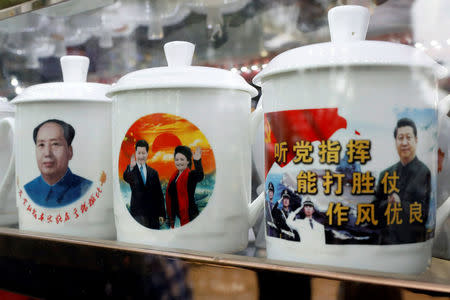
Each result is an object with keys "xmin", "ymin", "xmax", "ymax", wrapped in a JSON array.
[
  {"xmin": 0, "ymin": 226, "xmax": 448, "ymax": 296},
  {"xmin": 0, "ymin": 0, "xmax": 114, "ymax": 21},
  {"xmin": 0, "ymin": 0, "xmax": 69, "ymax": 20}
]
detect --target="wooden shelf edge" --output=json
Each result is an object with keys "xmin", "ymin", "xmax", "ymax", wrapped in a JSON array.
[{"xmin": 0, "ymin": 227, "xmax": 448, "ymax": 294}]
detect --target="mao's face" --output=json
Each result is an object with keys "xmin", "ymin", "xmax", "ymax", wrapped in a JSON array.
[
  {"xmin": 135, "ymin": 146, "xmax": 149, "ymax": 165},
  {"xmin": 395, "ymin": 126, "xmax": 417, "ymax": 164},
  {"xmin": 268, "ymin": 190, "xmax": 274, "ymax": 199},
  {"xmin": 175, "ymin": 153, "xmax": 189, "ymax": 172},
  {"xmin": 304, "ymin": 205, "xmax": 314, "ymax": 217},
  {"xmin": 36, "ymin": 122, "xmax": 72, "ymax": 179}
]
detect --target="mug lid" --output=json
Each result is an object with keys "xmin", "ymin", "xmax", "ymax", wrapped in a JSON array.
[
  {"xmin": 107, "ymin": 41, "xmax": 258, "ymax": 97},
  {"xmin": 0, "ymin": 97, "xmax": 15, "ymax": 113},
  {"xmin": 11, "ymin": 56, "xmax": 110, "ymax": 104},
  {"xmin": 253, "ymin": 5, "xmax": 448, "ymax": 86}
]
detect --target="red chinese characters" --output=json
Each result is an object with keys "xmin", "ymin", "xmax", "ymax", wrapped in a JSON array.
[{"xmin": 16, "ymin": 171, "xmax": 106, "ymax": 225}]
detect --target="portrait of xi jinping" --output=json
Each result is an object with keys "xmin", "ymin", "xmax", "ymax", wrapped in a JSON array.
[{"xmin": 24, "ymin": 119, "xmax": 92, "ymax": 208}]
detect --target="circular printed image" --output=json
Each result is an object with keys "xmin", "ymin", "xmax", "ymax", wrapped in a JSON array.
[{"xmin": 119, "ymin": 113, "xmax": 216, "ymax": 230}]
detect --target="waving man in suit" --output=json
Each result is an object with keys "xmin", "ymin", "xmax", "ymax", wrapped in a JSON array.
[{"xmin": 123, "ymin": 140, "xmax": 165, "ymax": 229}]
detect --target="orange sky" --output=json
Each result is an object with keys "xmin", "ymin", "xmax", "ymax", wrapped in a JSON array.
[{"xmin": 119, "ymin": 113, "xmax": 216, "ymax": 181}]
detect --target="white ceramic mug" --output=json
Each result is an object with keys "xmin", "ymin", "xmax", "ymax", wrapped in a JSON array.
[
  {"xmin": 0, "ymin": 97, "xmax": 17, "ymax": 225},
  {"xmin": 435, "ymin": 94, "xmax": 450, "ymax": 260},
  {"xmin": 251, "ymin": 98, "xmax": 268, "ymax": 249},
  {"xmin": 10, "ymin": 56, "xmax": 116, "ymax": 239},
  {"xmin": 253, "ymin": 5, "xmax": 450, "ymax": 274},
  {"xmin": 108, "ymin": 41, "xmax": 264, "ymax": 253}
]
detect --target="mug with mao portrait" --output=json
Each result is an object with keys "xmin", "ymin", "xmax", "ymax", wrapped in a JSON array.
[{"xmin": 10, "ymin": 56, "xmax": 116, "ymax": 239}]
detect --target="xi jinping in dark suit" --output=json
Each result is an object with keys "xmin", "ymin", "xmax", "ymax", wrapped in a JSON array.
[{"xmin": 123, "ymin": 140, "xmax": 165, "ymax": 229}]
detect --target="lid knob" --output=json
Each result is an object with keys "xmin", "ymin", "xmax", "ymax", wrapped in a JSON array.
[
  {"xmin": 328, "ymin": 5, "xmax": 370, "ymax": 43},
  {"xmin": 60, "ymin": 55, "xmax": 89, "ymax": 82},
  {"xmin": 164, "ymin": 41, "xmax": 195, "ymax": 67}
]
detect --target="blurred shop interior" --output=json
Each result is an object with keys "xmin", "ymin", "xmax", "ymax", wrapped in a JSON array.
[
  {"xmin": 0, "ymin": 0, "xmax": 449, "ymax": 299},
  {"xmin": 0, "ymin": 0, "xmax": 449, "ymax": 101}
]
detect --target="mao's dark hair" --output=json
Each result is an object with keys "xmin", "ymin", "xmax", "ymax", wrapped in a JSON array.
[{"xmin": 33, "ymin": 119, "xmax": 75, "ymax": 146}]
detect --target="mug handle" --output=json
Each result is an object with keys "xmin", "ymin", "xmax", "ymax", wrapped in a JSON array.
[
  {"xmin": 249, "ymin": 192, "xmax": 264, "ymax": 227},
  {"xmin": 0, "ymin": 117, "xmax": 15, "ymax": 210},
  {"xmin": 436, "ymin": 196, "xmax": 450, "ymax": 234},
  {"xmin": 247, "ymin": 101, "xmax": 265, "ymax": 227},
  {"xmin": 250, "ymin": 102, "xmax": 264, "ymax": 146},
  {"xmin": 436, "ymin": 95, "xmax": 450, "ymax": 233}
]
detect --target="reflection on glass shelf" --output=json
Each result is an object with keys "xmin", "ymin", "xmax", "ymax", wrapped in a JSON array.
[
  {"xmin": 3, "ymin": 0, "xmax": 440, "ymax": 100},
  {"xmin": 0, "ymin": 0, "xmax": 114, "ymax": 20},
  {"xmin": 0, "ymin": 226, "xmax": 448, "ymax": 295},
  {"xmin": 0, "ymin": 0, "xmax": 68, "ymax": 19}
]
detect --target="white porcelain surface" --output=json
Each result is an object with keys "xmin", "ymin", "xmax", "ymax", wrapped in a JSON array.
[
  {"xmin": 0, "ymin": 116, "xmax": 16, "ymax": 226},
  {"xmin": 112, "ymin": 89, "xmax": 262, "ymax": 252},
  {"xmin": 110, "ymin": 40, "xmax": 262, "ymax": 252},
  {"xmin": 15, "ymin": 102, "xmax": 115, "ymax": 238},
  {"xmin": 252, "ymin": 99, "xmax": 264, "ymax": 184},
  {"xmin": 13, "ymin": 56, "xmax": 109, "ymax": 103},
  {"xmin": 435, "ymin": 95, "xmax": 450, "ymax": 259},
  {"xmin": 261, "ymin": 65, "xmax": 441, "ymax": 274},
  {"xmin": 251, "ymin": 100, "xmax": 266, "ymax": 249},
  {"xmin": 267, "ymin": 237, "xmax": 433, "ymax": 274},
  {"xmin": 252, "ymin": 5, "xmax": 448, "ymax": 274},
  {"xmin": 108, "ymin": 41, "xmax": 258, "ymax": 97},
  {"xmin": 10, "ymin": 56, "xmax": 115, "ymax": 239},
  {"xmin": 60, "ymin": 56, "xmax": 89, "ymax": 82},
  {"xmin": 328, "ymin": 5, "xmax": 369, "ymax": 43}
]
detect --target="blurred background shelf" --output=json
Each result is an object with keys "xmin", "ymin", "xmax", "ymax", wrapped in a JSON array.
[
  {"xmin": 0, "ymin": 0, "xmax": 68, "ymax": 20},
  {"xmin": 0, "ymin": 227, "xmax": 448, "ymax": 298},
  {"xmin": 0, "ymin": 0, "xmax": 115, "ymax": 21},
  {"xmin": 1, "ymin": 0, "xmax": 449, "ymax": 100},
  {"xmin": 0, "ymin": 1, "xmax": 449, "ymax": 298}
]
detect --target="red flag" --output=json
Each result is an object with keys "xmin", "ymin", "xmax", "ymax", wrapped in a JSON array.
[{"xmin": 264, "ymin": 108, "xmax": 347, "ymax": 176}]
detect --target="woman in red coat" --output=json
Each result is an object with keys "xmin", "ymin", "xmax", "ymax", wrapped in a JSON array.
[{"xmin": 166, "ymin": 145, "xmax": 204, "ymax": 228}]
